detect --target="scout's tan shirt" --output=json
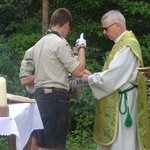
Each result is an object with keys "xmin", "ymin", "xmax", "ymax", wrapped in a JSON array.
[
  {"xmin": 33, "ymin": 33, "xmax": 80, "ymax": 91},
  {"xmin": 19, "ymin": 47, "xmax": 35, "ymax": 94}
]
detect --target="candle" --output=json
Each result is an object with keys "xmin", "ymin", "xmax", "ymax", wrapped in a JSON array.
[{"xmin": 0, "ymin": 77, "xmax": 7, "ymax": 107}]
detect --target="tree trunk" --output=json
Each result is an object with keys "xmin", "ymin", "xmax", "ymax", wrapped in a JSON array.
[{"xmin": 42, "ymin": 0, "xmax": 49, "ymax": 36}]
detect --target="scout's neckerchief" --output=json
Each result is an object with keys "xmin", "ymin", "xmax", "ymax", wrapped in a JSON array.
[
  {"xmin": 45, "ymin": 29, "xmax": 62, "ymax": 37},
  {"xmin": 93, "ymin": 31, "xmax": 150, "ymax": 149}
]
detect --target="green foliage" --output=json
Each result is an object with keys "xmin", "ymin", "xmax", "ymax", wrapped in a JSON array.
[
  {"xmin": 67, "ymin": 136, "xmax": 96, "ymax": 150},
  {"xmin": 67, "ymin": 83, "xmax": 97, "ymax": 149},
  {"xmin": 139, "ymin": 34, "xmax": 150, "ymax": 66},
  {"xmin": 0, "ymin": 136, "xmax": 8, "ymax": 150},
  {"xmin": 0, "ymin": 33, "xmax": 41, "ymax": 94},
  {"xmin": 123, "ymin": 1, "xmax": 150, "ymax": 17}
]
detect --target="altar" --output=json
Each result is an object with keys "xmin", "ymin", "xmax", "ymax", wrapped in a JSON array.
[{"xmin": 0, "ymin": 103, "xmax": 43, "ymax": 150}]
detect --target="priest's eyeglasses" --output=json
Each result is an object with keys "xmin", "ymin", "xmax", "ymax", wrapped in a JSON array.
[{"xmin": 103, "ymin": 23, "xmax": 116, "ymax": 31}]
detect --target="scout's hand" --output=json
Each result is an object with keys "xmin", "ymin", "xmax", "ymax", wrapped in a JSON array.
[
  {"xmin": 75, "ymin": 33, "xmax": 86, "ymax": 48},
  {"xmin": 81, "ymin": 69, "xmax": 92, "ymax": 82},
  {"xmin": 84, "ymin": 69, "xmax": 92, "ymax": 75}
]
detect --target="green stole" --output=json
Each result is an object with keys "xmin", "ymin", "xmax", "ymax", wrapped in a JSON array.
[{"xmin": 93, "ymin": 31, "xmax": 150, "ymax": 149}]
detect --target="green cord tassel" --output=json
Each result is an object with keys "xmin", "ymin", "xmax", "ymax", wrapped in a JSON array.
[
  {"xmin": 119, "ymin": 85, "xmax": 136, "ymax": 127},
  {"xmin": 125, "ymin": 114, "xmax": 132, "ymax": 127},
  {"xmin": 124, "ymin": 108, "xmax": 132, "ymax": 127}
]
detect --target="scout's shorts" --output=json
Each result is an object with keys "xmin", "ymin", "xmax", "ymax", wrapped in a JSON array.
[{"xmin": 34, "ymin": 87, "xmax": 70, "ymax": 149}]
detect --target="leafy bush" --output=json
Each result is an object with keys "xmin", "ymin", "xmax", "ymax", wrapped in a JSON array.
[
  {"xmin": 0, "ymin": 33, "xmax": 41, "ymax": 95},
  {"xmin": 0, "ymin": 136, "xmax": 8, "ymax": 150},
  {"xmin": 67, "ymin": 83, "xmax": 97, "ymax": 149}
]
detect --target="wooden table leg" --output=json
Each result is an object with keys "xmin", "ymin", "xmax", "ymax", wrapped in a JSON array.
[
  {"xmin": 7, "ymin": 135, "xmax": 31, "ymax": 150},
  {"xmin": 8, "ymin": 135, "xmax": 16, "ymax": 150}
]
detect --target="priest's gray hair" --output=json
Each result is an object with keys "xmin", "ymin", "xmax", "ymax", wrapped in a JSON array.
[{"xmin": 101, "ymin": 10, "xmax": 126, "ymax": 26}]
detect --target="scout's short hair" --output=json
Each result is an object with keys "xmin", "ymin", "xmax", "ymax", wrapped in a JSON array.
[{"xmin": 50, "ymin": 8, "xmax": 72, "ymax": 27}]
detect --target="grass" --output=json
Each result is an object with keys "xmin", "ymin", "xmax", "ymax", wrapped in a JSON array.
[{"xmin": 0, "ymin": 136, "xmax": 97, "ymax": 150}]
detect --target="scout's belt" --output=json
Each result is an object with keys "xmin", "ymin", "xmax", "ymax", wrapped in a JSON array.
[{"xmin": 41, "ymin": 87, "xmax": 68, "ymax": 95}]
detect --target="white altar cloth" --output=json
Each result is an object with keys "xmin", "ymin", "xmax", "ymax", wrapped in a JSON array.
[{"xmin": 0, "ymin": 103, "xmax": 43, "ymax": 150}]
